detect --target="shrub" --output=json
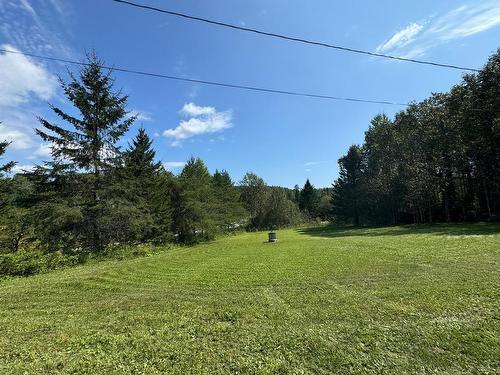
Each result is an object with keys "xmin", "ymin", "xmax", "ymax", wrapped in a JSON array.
[{"xmin": 0, "ymin": 248, "xmax": 46, "ymax": 276}]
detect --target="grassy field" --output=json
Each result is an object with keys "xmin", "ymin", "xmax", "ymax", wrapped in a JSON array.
[{"xmin": 0, "ymin": 224, "xmax": 499, "ymax": 374}]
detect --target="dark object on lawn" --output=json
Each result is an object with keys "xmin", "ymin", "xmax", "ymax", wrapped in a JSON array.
[{"xmin": 268, "ymin": 231, "xmax": 277, "ymax": 243}]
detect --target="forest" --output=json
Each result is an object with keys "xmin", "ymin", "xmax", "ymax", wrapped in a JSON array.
[
  {"xmin": 332, "ymin": 49, "xmax": 500, "ymax": 226},
  {"xmin": 0, "ymin": 49, "xmax": 499, "ymax": 276}
]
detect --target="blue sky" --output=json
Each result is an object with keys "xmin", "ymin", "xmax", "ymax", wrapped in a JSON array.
[{"xmin": 1, "ymin": 0, "xmax": 499, "ymax": 187}]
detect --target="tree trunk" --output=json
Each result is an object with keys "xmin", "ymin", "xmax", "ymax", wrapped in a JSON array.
[{"xmin": 483, "ymin": 179, "xmax": 492, "ymax": 217}]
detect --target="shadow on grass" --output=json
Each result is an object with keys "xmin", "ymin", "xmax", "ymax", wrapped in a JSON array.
[{"xmin": 296, "ymin": 222, "xmax": 500, "ymax": 238}]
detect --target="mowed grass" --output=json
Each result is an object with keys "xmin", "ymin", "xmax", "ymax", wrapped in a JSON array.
[{"xmin": 0, "ymin": 224, "xmax": 499, "ymax": 374}]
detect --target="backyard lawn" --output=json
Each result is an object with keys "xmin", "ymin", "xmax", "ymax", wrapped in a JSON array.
[{"xmin": 0, "ymin": 223, "xmax": 499, "ymax": 374}]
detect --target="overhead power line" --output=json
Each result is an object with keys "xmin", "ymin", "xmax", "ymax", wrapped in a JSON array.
[
  {"xmin": 0, "ymin": 48, "xmax": 410, "ymax": 106},
  {"xmin": 111, "ymin": 0, "xmax": 480, "ymax": 73}
]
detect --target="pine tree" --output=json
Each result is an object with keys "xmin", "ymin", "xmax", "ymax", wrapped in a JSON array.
[
  {"xmin": 299, "ymin": 179, "xmax": 319, "ymax": 217},
  {"xmin": 0, "ymin": 126, "xmax": 15, "ymax": 176},
  {"xmin": 120, "ymin": 127, "xmax": 169, "ymax": 242},
  {"xmin": 293, "ymin": 184, "xmax": 300, "ymax": 205},
  {"xmin": 35, "ymin": 53, "xmax": 135, "ymax": 252},
  {"xmin": 124, "ymin": 127, "xmax": 162, "ymax": 178},
  {"xmin": 331, "ymin": 145, "xmax": 365, "ymax": 226}
]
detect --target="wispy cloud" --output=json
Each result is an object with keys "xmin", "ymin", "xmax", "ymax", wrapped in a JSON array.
[
  {"xmin": 163, "ymin": 161, "xmax": 186, "ymax": 170},
  {"xmin": 376, "ymin": 1, "xmax": 500, "ymax": 58},
  {"xmin": 129, "ymin": 110, "xmax": 153, "ymax": 122},
  {"xmin": 304, "ymin": 161, "xmax": 330, "ymax": 167},
  {"xmin": 376, "ymin": 23, "xmax": 424, "ymax": 54},
  {"xmin": 163, "ymin": 103, "xmax": 233, "ymax": 146},
  {"xmin": 186, "ymin": 84, "xmax": 201, "ymax": 99},
  {"xmin": 0, "ymin": 0, "xmax": 73, "ymax": 57}
]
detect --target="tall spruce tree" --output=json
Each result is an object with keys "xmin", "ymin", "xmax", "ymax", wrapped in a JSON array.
[
  {"xmin": 331, "ymin": 145, "xmax": 365, "ymax": 226},
  {"xmin": 36, "ymin": 53, "xmax": 135, "ymax": 252},
  {"xmin": 120, "ymin": 127, "xmax": 169, "ymax": 242},
  {"xmin": 124, "ymin": 127, "xmax": 162, "ymax": 178},
  {"xmin": 299, "ymin": 179, "xmax": 319, "ymax": 217}
]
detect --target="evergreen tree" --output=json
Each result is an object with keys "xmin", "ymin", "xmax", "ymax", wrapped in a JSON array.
[
  {"xmin": 0, "ymin": 130, "xmax": 15, "ymax": 176},
  {"xmin": 331, "ymin": 145, "xmax": 365, "ymax": 226},
  {"xmin": 292, "ymin": 184, "xmax": 300, "ymax": 205},
  {"xmin": 124, "ymin": 127, "xmax": 162, "ymax": 178},
  {"xmin": 35, "ymin": 53, "xmax": 135, "ymax": 252},
  {"xmin": 118, "ymin": 127, "xmax": 167, "ymax": 242},
  {"xmin": 299, "ymin": 179, "xmax": 319, "ymax": 217}
]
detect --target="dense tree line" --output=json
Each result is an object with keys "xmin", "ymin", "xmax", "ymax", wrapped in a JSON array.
[
  {"xmin": 0, "ymin": 54, "xmax": 321, "ymax": 275},
  {"xmin": 331, "ymin": 49, "xmax": 500, "ymax": 225}
]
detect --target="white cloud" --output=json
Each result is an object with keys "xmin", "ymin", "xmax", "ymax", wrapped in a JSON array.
[
  {"xmin": 0, "ymin": 45, "xmax": 58, "ymax": 107},
  {"xmin": 375, "ymin": 1, "xmax": 500, "ymax": 58},
  {"xmin": 163, "ymin": 161, "xmax": 186, "ymax": 170},
  {"xmin": 129, "ymin": 110, "xmax": 153, "ymax": 122},
  {"xmin": 180, "ymin": 102, "xmax": 216, "ymax": 117},
  {"xmin": 28, "ymin": 143, "xmax": 52, "ymax": 159},
  {"xmin": 11, "ymin": 164, "xmax": 35, "ymax": 174},
  {"xmin": 304, "ymin": 161, "xmax": 329, "ymax": 167},
  {"xmin": 0, "ymin": 126, "xmax": 32, "ymax": 150},
  {"xmin": 0, "ymin": 47, "xmax": 58, "ymax": 152},
  {"xmin": 164, "ymin": 103, "xmax": 232, "ymax": 146},
  {"xmin": 376, "ymin": 23, "xmax": 424, "ymax": 53}
]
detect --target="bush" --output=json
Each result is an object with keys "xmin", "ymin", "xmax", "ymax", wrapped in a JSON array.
[
  {"xmin": 45, "ymin": 251, "xmax": 79, "ymax": 270},
  {"xmin": 0, "ymin": 241, "xmax": 175, "ymax": 278},
  {"xmin": 0, "ymin": 248, "xmax": 46, "ymax": 276},
  {"xmin": 0, "ymin": 247, "xmax": 81, "ymax": 277}
]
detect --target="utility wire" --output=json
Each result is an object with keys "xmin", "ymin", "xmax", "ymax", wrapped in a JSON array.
[
  {"xmin": 0, "ymin": 48, "xmax": 410, "ymax": 106},
  {"xmin": 111, "ymin": 0, "xmax": 480, "ymax": 73}
]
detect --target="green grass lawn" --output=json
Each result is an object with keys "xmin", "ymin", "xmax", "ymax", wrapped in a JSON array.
[{"xmin": 0, "ymin": 224, "xmax": 499, "ymax": 374}]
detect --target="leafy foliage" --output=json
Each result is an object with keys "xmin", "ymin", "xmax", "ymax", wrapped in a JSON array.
[
  {"xmin": 331, "ymin": 49, "xmax": 500, "ymax": 225},
  {"xmin": 240, "ymin": 172, "xmax": 303, "ymax": 230}
]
